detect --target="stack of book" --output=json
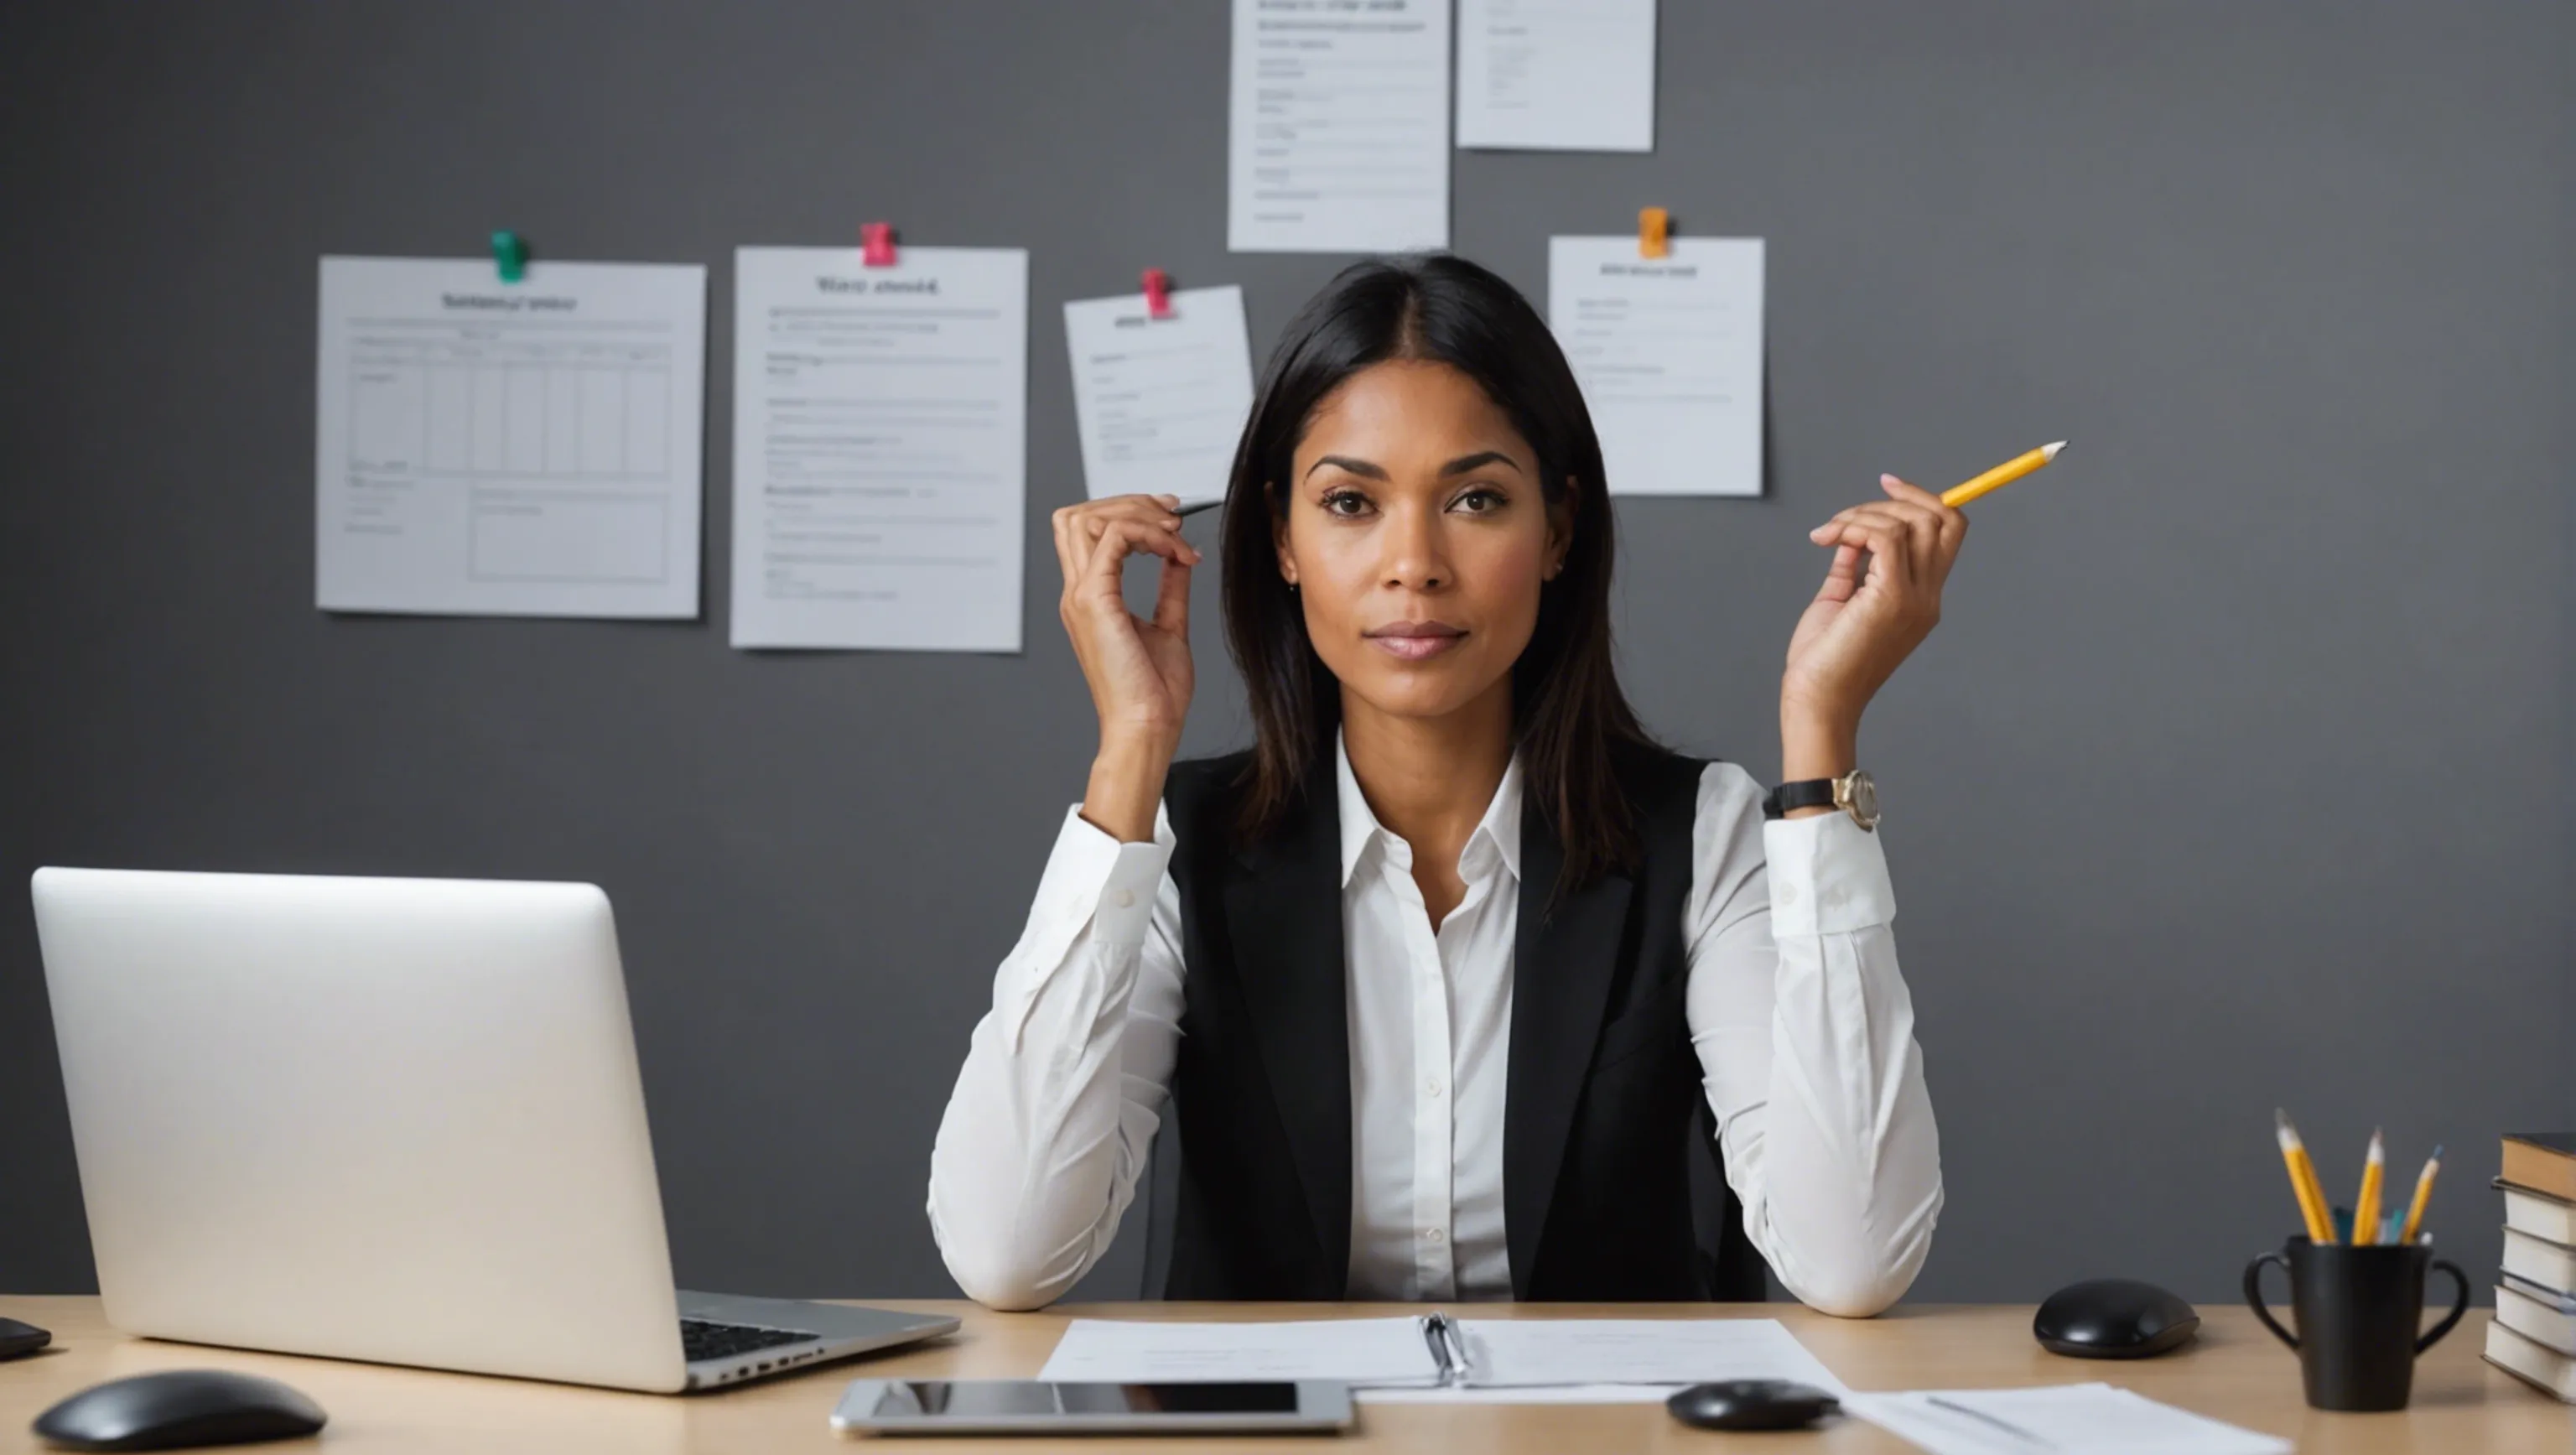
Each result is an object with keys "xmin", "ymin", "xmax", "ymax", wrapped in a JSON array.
[{"xmin": 2486, "ymin": 1131, "xmax": 2576, "ymax": 1400}]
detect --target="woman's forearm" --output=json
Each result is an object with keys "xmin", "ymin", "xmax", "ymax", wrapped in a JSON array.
[
  {"xmin": 1083, "ymin": 736, "xmax": 1173, "ymax": 844},
  {"xmin": 927, "ymin": 808, "xmax": 1185, "ymax": 1308}
]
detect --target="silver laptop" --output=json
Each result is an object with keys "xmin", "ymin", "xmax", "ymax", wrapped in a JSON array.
[{"xmin": 29, "ymin": 867, "xmax": 958, "ymax": 1393}]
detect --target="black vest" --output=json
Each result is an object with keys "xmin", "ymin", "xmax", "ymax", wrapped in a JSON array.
[{"xmin": 1156, "ymin": 741, "xmax": 1767, "ymax": 1302}]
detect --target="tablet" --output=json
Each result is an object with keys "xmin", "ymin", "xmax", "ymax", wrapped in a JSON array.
[{"xmin": 830, "ymin": 1379, "xmax": 1355, "ymax": 1435}]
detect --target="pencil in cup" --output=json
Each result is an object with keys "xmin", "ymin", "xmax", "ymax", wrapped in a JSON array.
[
  {"xmin": 1940, "ymin": 441, "xmax": 2067, "ymax": 509},
  {"xmin": 2351, "ymin": 1130, "xmax": 2387, "ymax": 1245},
  {"xmin": 2398, "ymin": 1145, "xmax": 2442, "ymax": 1245},
  {"xmin": 2275, "ymin": 1109, "xmax": 2336, "ymax": 1245}
]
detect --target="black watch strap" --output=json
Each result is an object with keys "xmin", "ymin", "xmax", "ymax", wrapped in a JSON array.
[{"xmin": 1763, "ymin": 778, "xmax": 1838, "ymax": 821}]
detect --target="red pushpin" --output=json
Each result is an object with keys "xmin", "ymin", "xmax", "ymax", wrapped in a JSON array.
[
  {"xmin": 861, "ymin": 222, "xmax": 897, "ymax": 268},
  {"xmin": 1142, "ymin": 268, "xmax": 1174, "ymax": 320}
]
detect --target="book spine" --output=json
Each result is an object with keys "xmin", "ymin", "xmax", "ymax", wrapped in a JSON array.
[
  {"xmin": 2485, "ymin": 1320, "xmax": 2576, "ymax": 1403},
  {"xmin": 2502, "ymin": 1136, "xmax": 2576, "ymax": 1202},
  {"xmin": 2497, "ymin": 1176, "xmax": 2576, "ymax": 1207},
  {"xmin": 2502, "ymin": 1270, "xmax": 2576, "ymax": 1308},
  {"xmin": 2497, "ymin": 1286, "xmax": 2576, "ymax": 1358}
]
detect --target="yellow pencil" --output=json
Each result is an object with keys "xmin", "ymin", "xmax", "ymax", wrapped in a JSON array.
[
  {"xmin": 1940, "ymin": 440, "xmax": 2068, "ymax": 509},
  {"xmin": 2276, "ymin": 1109, "xmax": 2336, "ymax": 1244},
  {"xmin": 2352, "ymin": 1129, "xmax": 2387, "ymax": 1245},
  {"xmin": 2398, "ymin": 1144, "xmax": 2442, "ymax": 1245}
]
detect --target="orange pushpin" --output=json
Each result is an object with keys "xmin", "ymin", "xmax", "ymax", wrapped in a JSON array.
[{"xmin": 1638, "ymin": 206, "xmax": 1670, "ymax": 259}]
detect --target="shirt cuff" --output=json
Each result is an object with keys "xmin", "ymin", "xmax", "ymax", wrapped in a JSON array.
[
  {"xmin": 995, "ymin": 806, "xmax": 1174, "ymax": 1049},
  {"xmin": 1026, "ymin": 803, "xmax": 1172, "ymax": 948},
  {"xmin": 1762, "ymin": 812, "xmax": 1897, "ymax": 937},
  {"xmin": 1067, "ymin": 805, "xmax": 1174, "ymax": 939}
]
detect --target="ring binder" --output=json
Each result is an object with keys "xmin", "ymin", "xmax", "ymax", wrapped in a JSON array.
[{"xmin": 1420, "ymin": 1312, "xmax": 1472, "ymax": 1387}]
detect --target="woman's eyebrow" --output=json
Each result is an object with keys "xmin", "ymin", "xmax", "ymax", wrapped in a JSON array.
[
  {"xmin": 1306, "ymin": 455, "xmax": 1389, "ymax": 481},
  {"xmin": 1303, "ymin": 450, "xmax": 1525, "ymax": 481},
  {"xmin": 1440, "ymin": 450, "xmax": 1523, "ymax": 476}
]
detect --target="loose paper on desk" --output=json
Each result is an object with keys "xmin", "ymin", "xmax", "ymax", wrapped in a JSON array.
[
  {"xmin": 1550, "ymin": 235, "xmax": 1764, "ymax": 497},
  {"xmin": 730, "ymin": 247, "xmax": 1027, "ymax": 652},
  {"xmin": 316, "ymin": 257, "xmax": 707, "ymax": 617},
  {"xmin": 1842, "ymin": 1385, "xmax": 2291, "ymax": 1455},
  {"xmin": 1457, "ymin": 0, "xmax": 1656, "ymax": 153},
  {"xmin": 1229, "ymin": 0, "xmax": 1450, "ymax": 252},
  {"xmin": 1456, "ymin": 1317, "xmax": 1846, "ymax": 1394},
  {"xmin": 1064, "ymin": 284, "xmax": 1254, "ymax": 507},
  {"xmin": 1041, "ymin": 1318, "xmax": 1444, "ymax": 1387},
  {"xmin": 1038, "ymin": 1317, "xmax": 1846, "ymax": 1405}
]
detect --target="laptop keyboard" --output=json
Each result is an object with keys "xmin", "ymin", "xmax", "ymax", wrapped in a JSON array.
[{"xmin": 680, "ymin": 1317, "xmax": 817, "ymax": 1363}]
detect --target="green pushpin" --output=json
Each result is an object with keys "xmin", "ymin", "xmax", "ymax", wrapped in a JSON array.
[{"xmin": 491, "ymin": 230, "xmax": 527, "ymax": 283}]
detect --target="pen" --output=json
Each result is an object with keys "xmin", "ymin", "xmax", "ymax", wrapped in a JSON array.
[
  {"xmin": 1175, "ymin": 497, "xmax": 1223, "ymax": 518},
  {"xmin": 2275, "ymin": 1109, "xmax": 2336, "ymax": 1244},
  {"xmin": 1940, "ymin": 440, "xmax": 2068, "ymax": 509},
  {"xmin": 2351, "ymin": 1130, "xmax": 2386, "ymax": 1245},
  {"xmin": 2398, "ymin": 1143, "xmax": 2442, "ymax": 1245}
]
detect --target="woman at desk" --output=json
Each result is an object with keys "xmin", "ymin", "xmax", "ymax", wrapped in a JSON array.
[{"xmin": 930, "ymin": 255, "xmax": 1948, "ymax": 1317}]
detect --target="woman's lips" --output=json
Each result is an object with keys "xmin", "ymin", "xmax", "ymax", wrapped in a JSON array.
[{"xmin": 1364, "ymin": 621, "xmax": 1467, "ymax": 661}]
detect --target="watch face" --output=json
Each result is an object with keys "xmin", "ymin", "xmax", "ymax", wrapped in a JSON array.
[{"xmin": 1842, "ymin": 772, "xmax": 1880, "ymax": 827}]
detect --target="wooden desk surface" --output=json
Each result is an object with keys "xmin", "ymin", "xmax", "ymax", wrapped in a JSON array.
[{"xmin": 0, "ymin": 1297, "xmax": 2563, "ymax": 1452}]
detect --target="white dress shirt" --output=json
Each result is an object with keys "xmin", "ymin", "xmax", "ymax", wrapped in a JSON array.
[{"xmin": 927, "ymin": 737, "xmax": 1942, "ymax": 1315}]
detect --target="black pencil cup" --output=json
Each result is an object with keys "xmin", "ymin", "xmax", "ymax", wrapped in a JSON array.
[{"xmin": 2242, "ymin": 1236, "xmax": 2468, "ymax": 1411}]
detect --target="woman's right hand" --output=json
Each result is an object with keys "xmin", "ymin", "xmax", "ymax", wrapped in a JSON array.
[{"xmin": 1053, "ymin": 494, "xmax": 1201, "ymax": 841}]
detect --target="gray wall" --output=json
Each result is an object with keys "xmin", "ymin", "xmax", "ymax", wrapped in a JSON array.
[{"xmin": 3, "ymin": 1, "xmax": 2568, "ymax": 1307}]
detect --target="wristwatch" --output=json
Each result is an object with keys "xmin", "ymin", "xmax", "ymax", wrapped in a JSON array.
[{"xmin": 1763, "ymin": 769, "xmax": 1880, "ymax": 830}]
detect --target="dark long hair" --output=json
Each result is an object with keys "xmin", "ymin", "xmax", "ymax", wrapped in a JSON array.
[{"xmin": 1218, "ymin": 253, "xmax": 1653, "ymax": 896}]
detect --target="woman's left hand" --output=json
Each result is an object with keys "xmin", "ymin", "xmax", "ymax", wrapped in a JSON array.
[{"xmin": 1781, "ymin": 474, "xmax": 1967, "ymax": 741}]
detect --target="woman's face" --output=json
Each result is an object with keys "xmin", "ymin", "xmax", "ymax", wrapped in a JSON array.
[{"xmin": 1276, "ymin": 359, "xmax": 1571, "ymax": 725}]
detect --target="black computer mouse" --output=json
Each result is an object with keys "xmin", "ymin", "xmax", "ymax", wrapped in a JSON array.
[
  {"xmin": 2033, "ymin": 1277, "xmax": 2200, "ymax": 1359},
  {"xmin": 0, "ymin": 1317, "xmax": 51, "ymax": 1359},
  {"xmin": 1665, "ymin": 1379, "xmax": 1841, "ymax": 1432},
  {"xmin": 32, "ymin": 1369, "xmax": 325, "ymax": 1451}
]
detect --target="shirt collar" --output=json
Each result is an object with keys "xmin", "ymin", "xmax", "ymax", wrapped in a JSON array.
[{"xmin": 1332, "ymin": 728, "xmax": 1524, "ymax": 890}]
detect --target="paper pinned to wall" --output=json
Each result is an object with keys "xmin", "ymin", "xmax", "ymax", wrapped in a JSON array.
[
  {"xmin": 315, "ymin": 257, "xmax": 707, "ymax": 617},
  {"xmin": 1228, "ymin": 0, "xmax": 1451, "ymax": 253},
  {"xmin": 1547, "ymin": 234, "xmax": 1764, "ymax": 496},
  {"xmin": 729, "ymin": 246, "xmax": 1028, "ymax": 652},
  {"xmin": 1064, "ymin": 284, "xmax": 1254, "ymax": 507},
  {"xmin": 1457, "ymin": 0, "xmax": 1657, "ymax": 153}
]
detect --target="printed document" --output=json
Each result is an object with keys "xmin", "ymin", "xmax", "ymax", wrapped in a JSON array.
[
  {"xmin": 730, "ymin": 247, "xmax": 1027, "ymax": 652},
  {"xmin": 1041, "ymin": 1318, "xmax": 1442, "ymax": 1386},
  {"xmin": 1452, "ymin": 1317, "xmax": 1846, "ymax": 1393},
  {"xmin": 1548, "ymin": 234, "xmax": 1764, "ymax": 496},
  {"xmin": 1844, "ymin": 1385, "xmax": 2292, "ymax": 1455},
  {"xmin": 1229, "ymin": 0, "xmax": 1451, "ymax": 252},
  {"xmin": 1457, "ymin": 0, "xmax": 1657, "ymax": 153},
  {"xmin": 315, "ymin": 257, "xmax": 706, "ymax": 617},
  {"xmin": 1037, "ymin": 1315, "xmax": 1844, "ymax": 1404},
  {"xmin": 1064, "ymin": 284, "xmax": 1254, "ymax": 507}
]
